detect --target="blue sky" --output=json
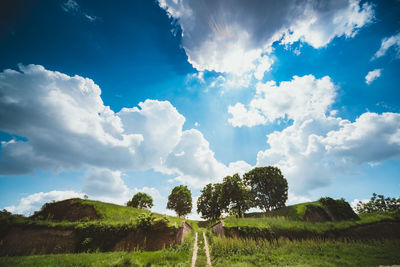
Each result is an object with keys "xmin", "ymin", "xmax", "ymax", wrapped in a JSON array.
[{"xmin": 0, "ymin": 0, "xmax": 399, "ymax": 218}]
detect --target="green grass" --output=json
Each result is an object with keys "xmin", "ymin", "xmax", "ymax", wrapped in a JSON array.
[
  {"xmin": 245, "ymin": 201, "xmax": 322, "ymax": 221},
  {"xmin": 1, "ymin": 198, "xmax": 197, "ymax": 231},
  {"xmin": 0, "ymin": 229, "xmax": 196, "ymax": 267},
  {"xmin": 77, "ymin": 199, "xmax": 187, "ymax": 227},
  {"xmin": 209, "ymin": 236, "xmax": 400, "ymax": 266},
  {"xmin": 224, "ymin": 211, "xmax": 398, "ymax": 235},
  {"xmin": 0, "ymin": 250, "xmax": 190, "ymax": 267}
]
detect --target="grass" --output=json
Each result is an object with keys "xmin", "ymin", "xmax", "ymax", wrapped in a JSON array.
[
  {"xmin": 245, "ymin": 201, "xmax": 322, "ymax": 221},
  {"xmin": 0, "ymin": 198, "xmax": 197, "ymax": 231},
  {"xmin": 0, "ymin": 250, "xmax": 190, "ymax": 267},
  {"xmin": 224, "ymin": 211, "xmax": 398, "ymax": 235},
  {"xmin": 0, "ymin": 228, "xmax": 196, "ymax": 267},
  {"xmin": 209, "ymin": 236, "xmax": 400, "ymax": 266},
  {"xmin": 75, "ymin": 199, "xmax": 188, "ymax": 227}
]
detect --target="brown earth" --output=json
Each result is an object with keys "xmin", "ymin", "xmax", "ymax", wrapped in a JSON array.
[
  {"xmin": 31, "ymin": 198, "xmax": 100, "ymax": 222},
  {"xmin": 304, "ymin": 205, "xmax": 332, "ymax": 222},
  {"xmin": 0, "ymin": 221, "xmax": 192, "ymax": 256},
  {"xmin": 0, "ymin": 227, "xmax": 76, "ymax": 256}
]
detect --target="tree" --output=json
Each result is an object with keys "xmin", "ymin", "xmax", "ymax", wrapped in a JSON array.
[
  {"xmin": 355, "ymin": 193, "xmax": 400, "ymax": 213},
  {"xmin": 243, "ymin": 166, "xmax": 288, "ymax": 212},
  {"xmin": 167, "ymin": 185, "xmax": 192, "ymax": 217},
  {"xmin": 197, "ymin": 183, "xmax": 223, "ymax": 221},
  {"xmin": 127, "ymin": 192, "xmax": 153, "ymax": 210},
  {"xmin": 220, "ymin": 174, "xmax": 253, "ymax": 217}
]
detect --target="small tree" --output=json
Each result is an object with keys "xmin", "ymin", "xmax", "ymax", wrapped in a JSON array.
[
  {"xmin": 197, "ymin": 183, "xmax": 223, "ymax": 221},
  {"xmin": 355, "ymin": 193, "xmax": 400, "ymax": 213},
  {"xmin": 221, "ymin": 174, "xmax": 253, "ymax": 217},
  {"xmin": 243, "ymin": 166, "xmax": 288, "ymax": 212},
  {"xmin": 167, "ymin": 185, "xmax": 192, "ymax": 217},
  {"xmin": 127, "ymin": 192, "xmax": 153, "ymax": 210}
]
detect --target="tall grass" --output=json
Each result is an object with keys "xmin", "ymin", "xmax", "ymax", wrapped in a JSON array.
[
  {"xmin": 225, "ymin": 211, "xmax": 398, "ymax": 234},
  {"xmin": 210, "ymin": 236, "xmax": 400, "ymax": 266}
]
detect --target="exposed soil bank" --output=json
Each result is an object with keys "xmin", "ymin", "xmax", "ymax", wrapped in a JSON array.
[
  {"xmin": 31, "ymin": 199, "xmax": 100, "ymax": 222},
  {"xmin": 0, "ymin": 221, "xmax": 192, "ymax": 256}
]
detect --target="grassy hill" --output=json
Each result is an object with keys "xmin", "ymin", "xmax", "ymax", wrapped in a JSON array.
[
  {"xmin": 31, "ymin": 198, "xmax": 187, "ymax": 227},
  {"xmin": 245, "ymin": 200, "xmax": 322, "ymax": 220}
]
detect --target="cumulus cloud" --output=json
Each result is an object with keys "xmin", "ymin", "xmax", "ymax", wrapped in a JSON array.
[
  {"xmin": 159, "ymin": 0, "xmax": 373, "ymax": 74},
  {"xmin": 134, "ymin": 187, "xmax": 162, "ymax": 200},
  {"xmin": 229, "ymin": 75, "xmax": 336, "ymax": 127},
  {"xmin": 257, "ymin": 112, "xmax": 400, "ymax": 193},
  {"xmin": 118, "ymin": 100, "xmax": 185, "ymax": 171},
  {"xmin": 365, "ymin": 69, "xmax": 382, "ymax": 84},
  {"xmin": 83, "ymin": 168, "xmax": 131, "ymax": 205},
  {"xmin": 373, "ymin": 32, "xmax": 400, "ymax": 59},
  {"xmin": 0, "ymin": 64, "xmax": 143, "ymax": 174},
  {"xmin": 4, "ymin": 190, "xmax": 84, "ymax": 216},
  {"xmin": 165, "ymin": 129, "xmax": 248, "ymax": 187},
  {"xmin": 0, "ymin": 64, "xmax": 251, "ymax": 191},
  {"xmin": 230, "ymin": 74, "xmax": 400, "ymax": 194}
]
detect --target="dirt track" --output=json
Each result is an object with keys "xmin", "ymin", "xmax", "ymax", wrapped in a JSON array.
[{"xmin": 191, "ymin": 232, "xmax": 198, "ymax": 267}]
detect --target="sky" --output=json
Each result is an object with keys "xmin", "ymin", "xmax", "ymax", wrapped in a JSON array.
[{"xmin": 0, "ymin": 0, "xmax": 399, "ymax": 219}]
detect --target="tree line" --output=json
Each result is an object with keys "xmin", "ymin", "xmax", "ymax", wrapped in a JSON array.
[{"xmin": 127, "ymin": 166, "xmax": 289, "ymax": 221}]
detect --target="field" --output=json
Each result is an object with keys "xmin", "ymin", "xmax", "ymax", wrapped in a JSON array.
[
  {"xmin": 1, "ymin": 199, "xmax": 399, "ymax": 266},
  {"xmin": 1, "ymin": 235, "xmax": 399, "ymax": 266},
  {"xmin": 209, "ymin": 237, "xmax": 400, "ymax": 266}
]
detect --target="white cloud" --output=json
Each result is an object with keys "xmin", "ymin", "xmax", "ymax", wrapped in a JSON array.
[
  {"xmin": 373, "ymin": 32, "xmax": 400, "ymax": 59},
  {"xmin": 4, "ymin": 190, "xmax": 84, "ymax": 216},
  {"xmin": 229, "ymin": 72, "xmax": 400, "ymax": 195},
  {"xmin": 61, "ymin": 0, "xmax": 97, "ymax": 22},
  {"xmin": 254, "ymin": 56, "xmax": 274, "ymax": 81},
  {"xmin": 287, "ymin": 191, "xmax": 312, "ymax": 205},
  {"xmin": 0, "ymin": 64, "xmax": 143, "ymax": 174},
  {"xmin": 350, "ymin": 198, "xmax": 369, "ymax": 210},
  {"xmin": 159, "ymin": 0, "xmax": 373, "ymax": 74},
  {"xmin": 0, "ymin": 64, "xmax": 252, "ymax": 193},
  {"xmin": 118, "ymin": 100, "xmax": 185, "ymax": 171},
  {"xmin": 134, "ymin": 187, "xmax": 162, "ymax": 201},
  {"xmin": 257, "ymin": 112, "xmax": 400, "ymax": 193},
  {"xmin": 365, "ymin": 69, "xmax": 382, "ymax": 84},
  {"xmin": 228, "ymin": 103, "xmax": 266, "ymax": 128},
  {"xmin": 165, "ymin": 129, "xmax": 227, "ymax": 187},
  {"xmin": 229, "ymin": 75, "xmax": 336, "ymax": 127},
  {"xmin": 83, "ymin": 168, "xmax": 131, "ymax": 205}
]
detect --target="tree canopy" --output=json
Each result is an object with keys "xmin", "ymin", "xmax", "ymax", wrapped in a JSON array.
[
  {"xmin": 243, "ymin": 166, "xmax": 288, "ymax": 212},
  {"xmin": 167, "ymin": 185, "xmax": 192, "ymax": 217},
  {"xmin": 127, "ymin": 192, "xmax": 153, "ymax": 210},
  {"xmin": 220, "ymin": 173, "xmax": 253, "ymax": 217},
  {"xmin": 197, "ymin": 183, "xmax": 223, "ymax": 221}
]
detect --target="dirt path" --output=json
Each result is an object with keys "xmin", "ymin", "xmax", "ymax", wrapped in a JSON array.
[
  {"xmin": 203, "ymin": 232, "xmax": 212, "ymax": 267},
  {"xmin": 191, "ymin": 232, "xmax": 198, "ymax": 267}
]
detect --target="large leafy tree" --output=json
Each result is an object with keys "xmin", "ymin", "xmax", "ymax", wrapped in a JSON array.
[
  {"xmin": 197, "ymin": 183, "xmax": 223, "ymax": 221},
  {"xmin": 127, "ymin": 192, "xmax": 153, "ymax": 210},
  {"xmin": 243, "ymin": 166, "xmax": 288, "ymax": 212},
  {"xmin": 167, "ymin": 185, "xmax": 192, "ymax": 217},
  {"xmin": 221, "ymin": 174, "xmax": 253, "ymax": 217}
]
